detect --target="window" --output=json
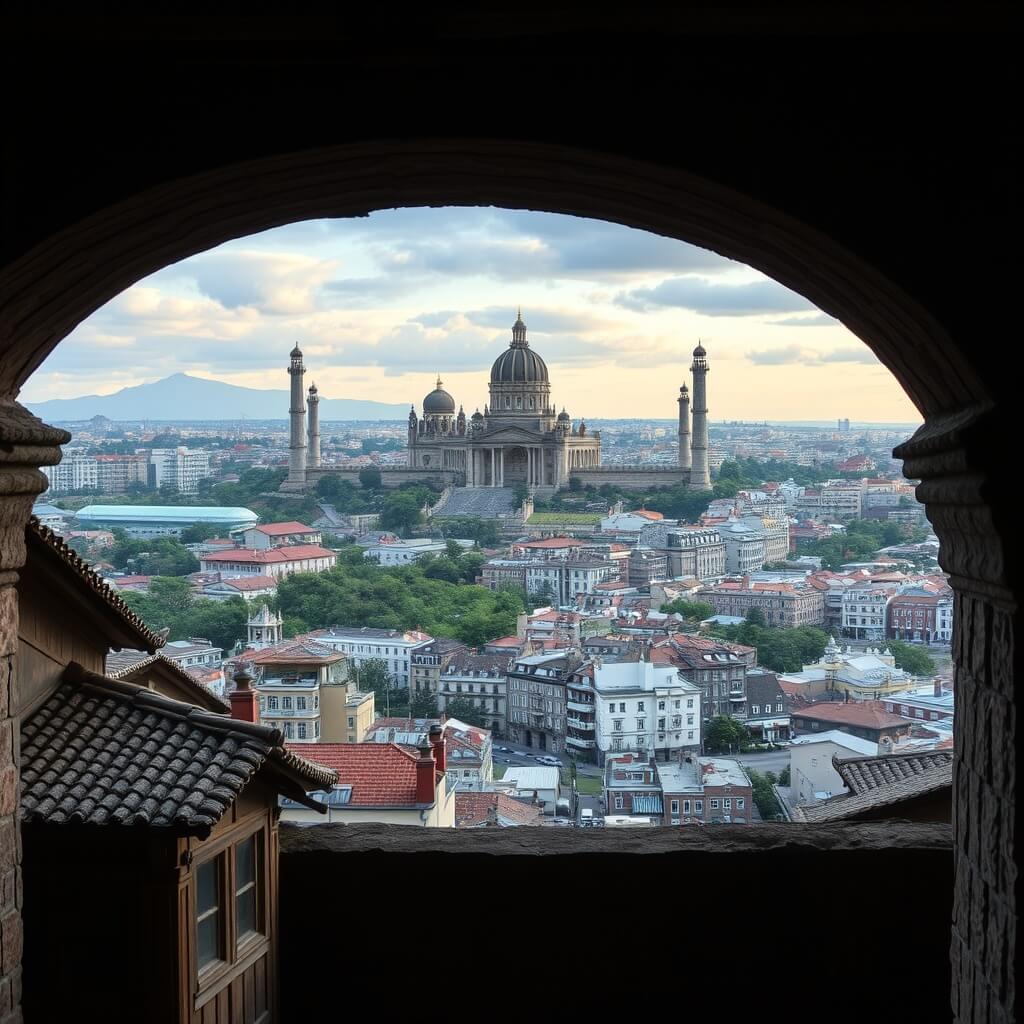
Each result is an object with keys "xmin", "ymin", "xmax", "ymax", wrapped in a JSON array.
[
  {"xmin": 619, "ymin": 702, "xmax": 626, "ymax": 713},
  {"xmin": 613, "ymin": 720, "xmax": 623, "ymax": 731},
  {"xmin": 736, "ymin": 798, "xmax": 745, "ymax": 810},
  {"xmin": 268, "ymin": 696, "xmax": 279, "ymax": 710},
  {"xmin": 282, "ymin": 696, "xmax": 292, "ymax": 710},
  {"xmin": 688, "ymin": 730, "xmax": 694, "ymax": 739},
  {"xmin": 347, "ymin": 716, "xmax": 354, "ymax": 728},
  {"xmin": 776, "ymin": 703, "xmax": 783, "ymax": 712},
  {"xmin": 196, "ymin": 858, "xmax": 222, "ymax": 969},
  {"xmin": 637, "ymin": 701, "xmax": 645, "ymax": 712},
  {"xmin": 297, "ymin": 696, "xmax": 306, "ymax": 710},
  {"xmin": 671, "ymin": 800, "xmax": 680, "ymax": 814},
  {"xmin": 658, "ymin": 700, "xmax": 666, "ymax": 711},
  {"xmin": 724, "ymin": 798, "xmax": 732, "ymax": 810},
  {"xmin": 686, "ymin": 699, "xmax": 693, "ymax": 709},
  {"xmin": 751, "ymin": 705, "xmax": 759, "ymax": 715},
  {"xmin": 614, "ymin": 796, "xmax": 624, "ymax": 810},
  {"xmin": 695, "ymin": 800, "xmax": 703, "ymax": 813},
  {"xmin": 658, "ymin": 718, "xmax": 666, "ymax": 730},
  {"xmin": 710, "ymin": 799, "xmax": 719, "ymax": 809},
  {"xmin": 636, "ymin": 719, "xmax": 646, "ymax": 730},
  {"xmin": 235, "ymin": 834, "xmax": 259, "ymax": 941}
]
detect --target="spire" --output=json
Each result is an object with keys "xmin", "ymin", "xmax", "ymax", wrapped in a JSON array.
[
  {"xmin": 511, "ymin": 309, "xmax": 528, "ymax": 347},
  {"xmin": 436, "ymin": 374, "xmax": 443, "ymax": 389}
]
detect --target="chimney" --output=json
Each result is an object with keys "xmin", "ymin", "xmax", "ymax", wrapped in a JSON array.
[
  {"xmin": 934, "ymin": 676, "xmax": 942, "ymax": 698},
  {"xmin": 229, "ymin": 665, "xmax": 259, "ymax": 723},
  {"xmin": 429, "ymin": 722, "xmax": 446, "ymax": 773},
  {"xmin": 416, "ymin": 739, "xmax": 437, "ymax": 804}
]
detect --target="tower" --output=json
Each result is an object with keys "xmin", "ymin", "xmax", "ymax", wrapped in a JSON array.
[
  {"xmin": 307, "ymin": 382, "xmax": 321, "ymax": 469},
  {"xmin": 285, "ymin": 344, "xmax": 307, "ymax": 488},
  {"xmin": 689, "ymin": 342, "xmax": 711, "ymax": 489},
  {"xmin": 247, "ymin": 603, "xmax": 283, "ymax": 650},
  {"xmin": 677, "ymin": 383, "xmax": 691, "ymax": 471}
]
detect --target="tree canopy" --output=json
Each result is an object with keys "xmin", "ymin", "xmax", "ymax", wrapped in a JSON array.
[
  {"xmin": 109, "ymin": 535, "xmax": 199, "ymax": 576},
  {"xmin": 886, "ymin": 638, "xmax": 938, "ymax": 676},
  {"xmin": 705, "ymin": 621, "xmax": 829, "ymax": 673},
  {"xmin": 122, "ymin": 579, "xmax": 248, "ymax": 652}
]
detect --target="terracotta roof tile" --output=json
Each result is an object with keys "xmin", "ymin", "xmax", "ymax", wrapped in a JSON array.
[{"xmin": 201, "ymin": 544, "xmax": 336, "ymax": 564}]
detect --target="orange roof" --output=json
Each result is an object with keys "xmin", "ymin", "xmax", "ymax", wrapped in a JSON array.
[
  {"xmin": 486, "ymin": 636, "xmax": 523, "ymax": 647},
  {"xmin": 794, "ymin": 701, "xmax": 908, "ymax": 730},
  {"xmin": 218, "ymin": 574, "xmax": 278, "ymax": 590},
  {"xmin": 287, "ymin": 743, "xmax": 439, "ymax": 806},
  {"xmin": 630, "ymin": 509, "xmax": 664, "ymax": 520},
  {"xmin": 246, "ymin": 640, "xmax": 345, "ymax": 665},
  {"xmin": 253, "ymin": 521, "xmax": 317, "ymax": 535}
]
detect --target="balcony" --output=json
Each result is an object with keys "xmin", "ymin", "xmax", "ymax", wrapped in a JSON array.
[
  {"xmin": 566, "ymin": 736, "xmax": 596, "ymax": 749},
  {"xmin": 566, "ymin": 716, "xmax": 593, "ymax": 731},
  {"xmin": 262, "ymin": 706, "xmax": 319, "ymax": 717},
  {"xmin": 259, "ymin": 675, "xmax": 320, "ymax": 689},
  {"xmin": 566, "ymin": 699, "xmax": 594, "ymax": 713}
]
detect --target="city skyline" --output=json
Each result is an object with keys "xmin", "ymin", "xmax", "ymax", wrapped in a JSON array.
[{"xmin": 24, "ymin": 207, "xmax": 921, "ymax": 423}]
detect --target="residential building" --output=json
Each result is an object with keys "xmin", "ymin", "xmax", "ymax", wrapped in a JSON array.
[
  {"xmin": 842, "ymin": 583, "xmax": 898, "ymax": 639},
  {"xmin": 743, "ymin": 669, "xmax": 790, "ymax": 742},
  {"xmin": 719, "ymin": 519, "xmax": 766, "ymax": 574},
  {"xmin": 505, "ymin": 650, "xmax": 580, "ymax": 753},
  {"xmin": 246, "ymin": 639, "xmax": 375, "ymax": 743},
  {"xmin": 148, "ymin": 446, "xmax": 212, "ymax": 492},
  {"xmin": 478, "ymin": 558, "xmax": 529, "ymax": 591},
  {"xmin": 593, "ymin": 656, "xmax": 702, "ymax": 762},
  {"xmin": 522, "ymin": 608, "xmax": 583, "ymax": 646},
  {"xmin": 282, "ymin": 730, "xmax": 455, "ymax": 827},
  {"xmin": 887, "ymin": 591, "xmax": 953, "ymax": 643},
  {"xmin": 202, "ymin": 573, "xmax": 279, "ymax": 602},
  {"xmin": 740, "ymin": 512, "xmax": 790, "ymax": 564},
  {"xmin": 42, "ymin": 450, "xmax": 98, "ymax": 493},
  {"xmin": 493, "ymin": 764, "xmax": 561, "ymax": 814},
  {"xmin": 628, "ymin": 546, "xmax": 669, "ymax": 587},
  {"xmin": 880, "ymin": 680, "xmax": 955, "ymax": 723},
  {"xmin": 525, "ymin": 557, "xmax": 618, "ymax": 604},
  {"xmin": 199, "ymin": 544, "xmax": 337, "ymax": 578},
  {"xmin": 565, "ymin": 661, "xmax": 598, "ymax": 761},
  {"xmin": 639, "ymin": 524, "xmax": 727, "ymax": 580},
  {"xmin": 410, "ymin": 637, "xmax": 468, "ymax": 694},
  {"xmin": 700, "ymin": 576, "xmax": 826, "ymax": 627},
  {"xmin": 161, "ymin": 637, "xmax": 223, "ymax": 670},
  {"xmin": 510, "ymin": 536, "xmax": 585, "ymax": 559},
  {"xmin": 790, "ymin": 701, "xmax": 912, "ymax": 745},
  {"xmin": 311, "ymin": 625, "xmax": 433, "ymax": 689},
  {"xmin": 455, "ymin": 791, "xmax": 545, "ymax": 827},
  {"xmin": 648, "ymin": 633, "xmax": 755, "ymax": 724},
  {"xmin": 363, "ymin": 537, "xmax": 466, "ymax": 565},
  {"xmin": 93, "ymin": 453, "xmax": 149, "ymax": 493},
  {"xmin": 240, "ymin": 521, "xmax": 323, "ymax": 549},
  {"xmin": 789, "ymin": 731, "xmax": 882, "ymax": 806},
  {"xmin": 437, "ymin": 651, "xmax": 512, "ymax": 736}
]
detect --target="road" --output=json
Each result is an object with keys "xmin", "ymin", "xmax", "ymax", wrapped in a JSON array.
[{"xmin": 732, "ymin": 749, "xmax": 792, "ymax": 775}]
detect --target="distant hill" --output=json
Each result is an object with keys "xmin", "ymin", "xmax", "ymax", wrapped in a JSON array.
[{"xmin": 25, "ymin": 373, "xmax": 409, "ymax": 422}]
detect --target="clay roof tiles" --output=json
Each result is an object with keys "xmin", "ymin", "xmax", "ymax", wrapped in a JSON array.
[{"xmin": 20, "ymin": 663, "xmax": 335, "ymax": 837}]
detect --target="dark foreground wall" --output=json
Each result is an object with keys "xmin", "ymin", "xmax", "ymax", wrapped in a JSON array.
[{"xmin": 279, "ymin": 822, "xmax": 952, "ymax": 1023}]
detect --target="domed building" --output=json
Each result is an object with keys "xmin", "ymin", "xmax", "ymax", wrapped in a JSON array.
[{"xmin": 406, "ymin": 312, "xmax": 602, "ymax": 489}]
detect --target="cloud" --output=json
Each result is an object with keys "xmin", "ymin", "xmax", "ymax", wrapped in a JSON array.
[
  {"xmin": 410, "ymin": 306, "xmax": 612, "ymax": 334},
  {"xmin": 768, "ymin": 312, "xmax": 841, "ymax": 327},
  {"xmin": 615, "ymin": 276, "xmax": 818, "ymax": 316},
  {"xmin": 745, "ymin": 344, "xmax": 879, "ymax": 366}
]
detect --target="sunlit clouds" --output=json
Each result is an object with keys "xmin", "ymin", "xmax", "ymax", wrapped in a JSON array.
[{"xmin": 24, "ymin": 208, "xmax": 921, "ymax": 423}]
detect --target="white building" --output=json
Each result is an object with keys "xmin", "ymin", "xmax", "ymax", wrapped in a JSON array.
[
  {"xmin": 42, "ymin": 450, "xmax": 98, "ymax": 493},
  {"xmin": 593, "ymin": 658, "xmax": 702, "ymax": 762},
  {"xmin": 720, "ymin": 519, "xmax": 766, "ymax": 574},
  {"xmin": 492, "ymin": 765, "xmax": 561, "ymax": 815},
  {"xmin": 936, "ymin": 596, "xmax": 954, "ymax": 643},
  {"xmin": 310, "ymin": 626, "xmax": 433, "ymax": 689},
  {"xmin": 199, "ymin": 544, "xmax": 336, "ymax": 578},
  {"xmin": 842, "ymin": 584, "xmax": 897, "ymax": 640},
  {"xmin": 363, "ymin": 537, "xmax": 472, "ymax": 565},
  {"xmin": 739, "ymin": 513, "xmax": 790, "ymax": 565},
  {"xmin": 240, "ymin": 521, "xmax": 322, "ymax": 549},
  {"xmin": 161, "ymin": 638, "xmax": 224, "ymax": 670},
  {"xmin": 149, "ymin": 446, "xmax": 211, "ymax": 493},
  {"xmin": 788, "ymin": 731, "xmax": 878, "ymax": 807}
]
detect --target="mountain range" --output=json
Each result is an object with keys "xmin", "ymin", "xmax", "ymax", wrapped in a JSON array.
[{"xmin": 24, "ymin": 373, "xmax": 409, "ymax": 422}]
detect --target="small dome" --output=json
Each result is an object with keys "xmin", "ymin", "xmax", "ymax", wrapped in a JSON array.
[
  {"xmin": 290, "ymin": 344, "xmax": 303, "ymax": 358},
  {"xmin": 693, "ymin": 342, "xmax": 706, "ymax": 357},
  {"xmin": 308, "ymin": 382, "xmax": 318, "ymax": 394},
  {"xmin": 471, "ymin": 409, "xmax": 484, "ymax": 420},
  {"xmin": 423, "ymin": 376, "xmax": 456, "ymax": 414},
  {"xmin": 490, "ymin": 311, "xmax": 549, "ymax": 384},
  {"xmin": 680, "ymin": 383, "xmax": 689, "ymax": 394},
  {"xmin": 557, "ymin": 408, "xmax": 570, "ymax": 421}
]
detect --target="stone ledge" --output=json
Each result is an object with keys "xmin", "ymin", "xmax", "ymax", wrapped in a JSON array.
[{"xmin": 279, "ymin": 819, "xmax": 952, "ymax": 856}]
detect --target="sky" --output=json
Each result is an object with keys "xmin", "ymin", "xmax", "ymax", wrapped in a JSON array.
[{"xmin": 23, "ymin": 207, "xmax": 921, "ymax": 423}]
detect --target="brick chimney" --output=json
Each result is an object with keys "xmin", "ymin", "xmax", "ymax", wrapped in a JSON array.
[
  {"xmin": 429, "ymin": 723, "xmax": 446, "ymax": 773},
  {"xmin": 416, "ymin": 739, "xmax": 437, "ymax": 804},
  {"xmin": 229, "ymin": 665, "xmax": 259, "ymax": 723}
]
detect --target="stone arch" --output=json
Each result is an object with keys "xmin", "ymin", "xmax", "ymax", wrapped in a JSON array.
[{"xmin": 0, "ymin": 139, "xmax": 1013, "ymax": 1023}]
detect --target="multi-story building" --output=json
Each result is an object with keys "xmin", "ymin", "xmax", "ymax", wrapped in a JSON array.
[
  {"xmin": 740, "ymin": 513, "xmax": 790, "ymax": 565},
  {"xmin": 887, "ymin": 591, "xmax": 954, "ymax": 643},
  {"xmin": 505, "ymin": 650, "xmax": 580, "ymax": 753},
  {"xmin": 246, "ymin": 638, "xmax": 375, "ymax": 744},
  {"xmin": 200, "ymin": 544, "xmax": 337, "ymax": 578},
  {"xmin": 410, "ymin": 637, "xmax": 468, "ymax": 694},
  {"xmin": 42, "ymin": 450, "xmax": 98, "ymax": 493},
  {"xmin": 94, "ymin": 453, "xmax": 149, "ymax": 493},
  {"xmin": 161, "ymin": 637, "xmax": 224, "ymax": 670},
  {"xmin": 524, "ymin": 557, "xmax": 619, "ymax": 604},
  {"xmin": 788, "ymin": 731, "xmax": 880, "ymax": 807},
  {"xmin": 790, "ymin": 701, "xmax": 912, "ymax": 745},
  {"xmin": 842, "ymin": 584, "xmax": 897, "ymax": 639},
  {"xmin": 649, "ymin": 634, "xmax": 755, "ymax": 724},
  {"xmin": 522, "ymin": 608, "xmax": 582, "ymax": 646},
  {"xmin": 478, "ymin": 558, "xmax": 529, "ymax": 591},
  {"xmin": 879, "ymin": 679, "xmax": 954, "ymax": 724},
  {"xmin": 565, "ymin": 662, "xmax": 598, "ymax": 761},
  {"xmin": 310, "ymin": 626, "xmax": 433, "ymax": 689},
  {"xmin": 628, "ymin": 547, "xmax": 669, "ymax": 587},
  {"xmin": 363, "ymin": 537, "xmax": 460, "ymax": 565},
  {"xmin": 743, "ymin": 669, "xmax": 790, "ymax": 742},
  {"xmin": 437, "ymin": 651, "xmax": 510, "ymax": 736},
  {"xmin": 719, "ymin": 520, "xmax": 766, "ymax": 574},
  {"xmin": 363, "ymin": 716, "xmax": 493, "ymax": 790},
  {"xmin": 639, "ymin": 522, "xmax": 726, "ymax": 580},
  {"xmin": 593, "ymin": 657, "xmax": 702, "ymax": 763},
  {"xmin": 149, "ymin": 446, "xmax": 212, "ymax": 493},
  {"xmin": 700, "ymin": 577, "xmax": 826, "ymax": 627},
  {"xmin": 239, "ymin": 521, "xmax": 323, "ymax": 549}
]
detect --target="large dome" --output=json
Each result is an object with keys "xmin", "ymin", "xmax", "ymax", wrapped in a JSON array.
[
  {"xmin": 490, "ymin": 312, "xmax": 549, "ymax": 384},
  {"xmin": 423, "ymin": 377, "xmax": 456, "ymax": 414}
]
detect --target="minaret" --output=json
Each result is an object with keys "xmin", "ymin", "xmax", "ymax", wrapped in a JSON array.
[
  {"xmin": 307, "ymin": 382, "xmax": 321, "ymax": 469},
  {"xmin": 677, "ymin": 383, "xmax": 691, "ymax": 471},
  {"xmin": 689, "ymin": 341, "xmax": 711, "ymax": 489},
  {"xmin": 286, "ymin": 344, "xmax": 307, "ymax": 488},
  {"xmin": 247, "ymin": 603, "xmax": 283, "ymax": 650}
]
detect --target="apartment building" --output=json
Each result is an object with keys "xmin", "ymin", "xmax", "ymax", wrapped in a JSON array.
[
  {"xmin": 437, "ymin": 651, "xmax": 510, "ymax": 736},
  {"xmin": 700, "ymin": 577, "xmax": 826, "ymax": 627},
  {"xmin": 649, "ymin": 634, "xmax": 755, "ymax": 724},
  {"xmin": 639, "ymin": 522, "xmax": 726, "ymax": 581},
  {"xmin": 148, "ymin": 446, "xmax": 212, "ymax": 493},
  {"xmin": 42, "ymin": 450, "xmax": 98, "ymax": 493},
  {"xmin": 505, "ymin": 651, "xmax": 580, "ymax": 753},
  {"xmin": 311, "ymin": 625, "xmax": 433, "ymax": 689}
]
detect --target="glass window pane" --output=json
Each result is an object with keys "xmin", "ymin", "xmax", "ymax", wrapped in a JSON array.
[
  {"xmin": 198, "ymin": 914, "xmax": 220, "ymax": 968},
  {"xmin": 197, "ymin": 858, "xmax": 218, "ymax": 914},
  {"xmin": 236, "ymin": 836, "xmax": 256, "ymax": 888},
  {"xmin": 237, "ymin": 887, "xmax": 257, "ymax": 939}
]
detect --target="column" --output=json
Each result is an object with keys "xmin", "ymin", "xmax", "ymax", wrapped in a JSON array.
[
  {"xmin": 0, "ymin": 400, "xmax": 68, "ymax": 1017},
  {"xmin": 499, "ymin": 448, "xmax": 505, "ymax": 487}
]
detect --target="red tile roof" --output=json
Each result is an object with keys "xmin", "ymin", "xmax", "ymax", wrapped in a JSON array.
[
  {"xmin": 486, "ymin": 636, "xmax": 523, "ymax": 647},
  {"xmin": 253, "ymin": 521, "xmax": 317, "ymax": 535},
  {"xmin": 245, "ymin": 640, "xmax": 345, "ymax": 665},
  {"xmin": 218, "ymin": 574, "xmax": 278, "ymax": 591},
  {"xmin": 793, "ymin": 701, "xmax": 909, "ymax": 730},
  {"xmin": 455, "ymin": 791, "xmax": 544, "ymax": 827},
  {"xmin": 201, "ymin": 545, "xmax": 335, "ymax": 564},
  {"xmin": 630, "ymin": 509, "xmax": 664, "ymax": 520},
  {"xmin": 287, "ymin": 742, "xmax": 439, "ymax": 806}
]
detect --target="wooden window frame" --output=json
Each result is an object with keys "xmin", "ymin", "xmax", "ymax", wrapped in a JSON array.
[{"xmin": 193, "ymin": 821, "xmax": 270, "ymax": 1009}]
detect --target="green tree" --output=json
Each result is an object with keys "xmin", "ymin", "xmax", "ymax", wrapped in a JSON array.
[
  {"xmin": 886, "ymin": 639, "xmax": 937, "ymax": 676},
  {"xmin": 410, "ymin": 690, "xmax": 439, "ymax": 718},
  {"xmin": 747, "ymin": 768, "xmax": 784, "ymax": 820},
  {"xmin": 180, "ymin": 522, "xmax": 221, "ymax": 544},
  {"xmin": 745, "ymin": 607, "xmax": 767, "ymax": 627},
  {"xmin": 444, "ymin": 696, "xmax": 487, "ymax": 728},
  {"xmin": 703, "ymin": 715, "xmax": 749, "ymax": 754},
  {"xmin": 317, "ymin": 475, "xmax": 343, "ymax": 499},
  {"xmin": 661, "ymin": 598, "xmax": 714, "ymax": 620},
  {"xmin": 359, "ymin": 466, "xmax": 383, "ymax": 490},
  {"xmin": 778, "ymin": 766, "xmax": 791, "ymax": 786},
  {"xmin": 379, "ymin": 491, "xmax": 423, "ymax": 535},
  {"xmin": 354, "ymin": 658, "xmax": 396, "ymax": 714}
]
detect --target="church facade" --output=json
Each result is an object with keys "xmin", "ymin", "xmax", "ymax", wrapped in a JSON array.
[{"xmin": 407, "ymin": 313, "xmax": 601, "ymax": 488}]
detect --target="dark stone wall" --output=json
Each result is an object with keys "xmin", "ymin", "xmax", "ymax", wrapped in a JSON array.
[{"xmin": 279, "ymin": 822, "xmax": 953, "ymax": 1023}]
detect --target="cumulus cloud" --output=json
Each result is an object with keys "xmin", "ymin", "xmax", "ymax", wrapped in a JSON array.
[
  {"xmin": 745, "ymin": 344, "xmax": 879, "ymax": 366},
  {"xmin": 615, "ymin": 276, "xmax": 817, "ymax": 316},
  {"xmin": 768, "ymin": 312, "xmax": 841, "ymax": 327}
]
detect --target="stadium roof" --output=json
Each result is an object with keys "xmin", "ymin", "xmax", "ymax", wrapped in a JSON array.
[{"xmin": 75, "ymin": 505, "xmax": 259, "ymax": 524}]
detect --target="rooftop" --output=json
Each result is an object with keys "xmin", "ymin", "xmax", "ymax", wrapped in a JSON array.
[
  {"xmin": 201, "ymin": 544, "xmax": 335, "ymax": 564},
  {"xmin": 793, "ymin": 701, "xmax": 910, "ymax": 730},
  {"xmin": 75, "ymin": 504, "xmax": 259, "ymax": 523},
  {"xmin": 251, "ymin": 521, "xmax": 317, "ymax": 535}
]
